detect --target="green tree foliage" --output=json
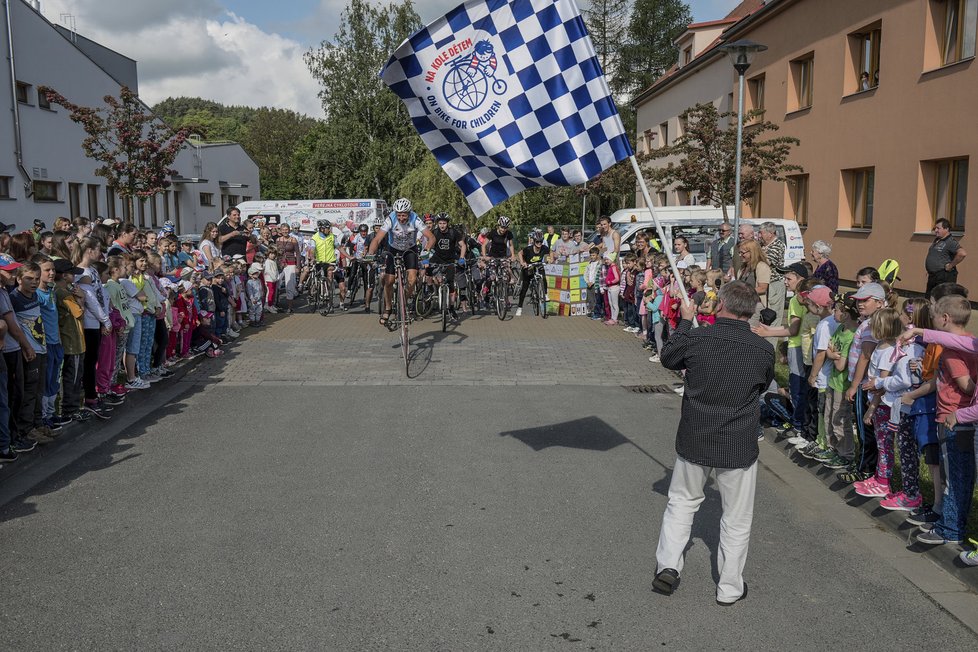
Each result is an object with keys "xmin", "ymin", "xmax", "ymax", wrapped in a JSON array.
[
  {"xmin": 614, "ymin": 0, "xmax": 692, "ymax": 100},
  {"xmin": 584, "ymin": 0, "xmax": 627, "ymax": 78},
  {"xmin": 300, "ymin": 0, "xmax": 425, "ymax": 200},
  {"xmin": 643, "ymin": 102, "xmax": 802, "ymax": 220}
]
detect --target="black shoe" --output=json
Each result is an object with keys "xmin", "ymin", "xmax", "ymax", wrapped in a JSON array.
[
  {"xmin": 83, "ymin": 404, "xmax": 111, "ymax": 420},
  {"xmin": 449, "ymin": 310, "xmax": 459, "ymax": 321},
  {"xmin": 52, "ymin": 415, "xmax": 74, "ymax": 427},
  {"xmin": 70, "ymin": 410, "xmax": 92, "ymax": 422},
  {"xmin": 0, "ymin": 448, "xmax": 17, "ymax": 462},
  {"xmin": 101, "ymin": 394, "xmax": 125, "ymax": 406},
  {"xmin": 652, "ymin": 568, "xmax": 680, "ymax": 595},
  {"xmin": 363, "ymin": 306, "xmax": 372, "ymax": 314},
  {"xmin": 11, "ymin": 438, "xmax": 36, "ymax": 453},
  {"xmin": 717, "ymin": 582, "xmax": 748, "ymax": 606}
]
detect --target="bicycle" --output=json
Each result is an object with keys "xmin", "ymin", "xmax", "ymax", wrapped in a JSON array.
[
  {"xmin": 427, "ymin": 262, "xmax": 457, "ymax": 332},
  {"xmin": 367, "ymin": 252, "xmax": 411, "ymax": 375},
  {"xmin": 308, "ymin": 263, "xmax": 335, "ymax": 315},
  {"xmin": 526, "ymin": 262, "xmax": 549, "ymax": 318},
  {"xmin": 483, "ymin": 258, "xmax": 511, "ymax": 320}
]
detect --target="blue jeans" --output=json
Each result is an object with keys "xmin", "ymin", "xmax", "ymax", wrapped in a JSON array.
[
  {"xmin": 788, "ymin": 372, "xmax": 807, "ymax": 430},
  {"xmin": 935, "ymin": 424, "xmax": 976, "ymax": 541},
  {"xmin": 623, "ymin": 300, "xmax": 639, "ymax": 328},
  {"xmin": 591, "ymin": 290, "xmax": 605, "ymax": 319},
  {"xmin": 0, "ymin": 353, "xmax": 9, "ymax": 451},
  {"xmin": 215, "ymin": 312, "xmax": 228, "ymax": 337},
  {"xmin": 44, "ymin": 342, "xmax": 64, "ymax": 399}
]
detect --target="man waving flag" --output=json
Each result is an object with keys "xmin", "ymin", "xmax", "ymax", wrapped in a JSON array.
[{"xmin": 380, "ymin": 0, "xmax": 632, "ymax": 217}]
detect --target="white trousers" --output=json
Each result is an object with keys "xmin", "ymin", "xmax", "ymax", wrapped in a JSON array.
[
  {"xmin": 282, "ymin": 264, "xmax": 298, "ymax": 300},
  {"xmin": 654, "ymin": 456, "xmax": 757, "ymax": 602}
]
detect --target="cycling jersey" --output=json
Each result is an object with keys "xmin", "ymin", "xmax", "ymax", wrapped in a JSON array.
[
  {"xmin": 485, "ymin": 229, "xmax": 513, "ymax": 257},
  {"xmin": 312, "ymin": 231, "xmax": 337, "ymax": 264},
  {"xmin": 385, "ymin": 211, "xmax": 422, "ymax": 251},
  {"xmin": 430, "ymin": 227, "xmax": 462, "ymax": 263},
  {"xmin": 351, "ymin": 233, "xmax": 370, "ymax": 260},
  {"xmin": 521, "ymin": 244, "xmax": 550, "ymax": 265}
]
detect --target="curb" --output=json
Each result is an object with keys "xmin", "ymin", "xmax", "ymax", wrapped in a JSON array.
[{"xmin": 762, "ymin": 427, "xmax": 978, "ymax": 595}]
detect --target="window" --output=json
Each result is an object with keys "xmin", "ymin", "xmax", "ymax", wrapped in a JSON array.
[
  {"xmin": 643, "ymin": 129, "xmax": 654, "ymax": 153},
  {"xmin": 37, "ymin": 88, "xmax": 52, "ymax": 110},
  {"xmin": 122, "ymin": 196, "xmax": 132, "ymax": 221},
  {"xmin": 676, "ymin": 189, "xmax": 690, "ymax": 206},
  {"xmin": 789, "ymin": 54, "xmax": 814, "ymax": 111},
  {"xmin": 242, "ymin": 196, "xmax": 252, "ymax": 203},
  {"xmin": 942, "ymin": 0, "xmax": 978, "ymax": 65},
  {"xmin": 228, "ymin": 194, "xmax": 239, "ymax": 207},
  {"xmin": 787, "ymin": 174, "xmax": 810, "ymax": 227},
  {"xmin": 748, "ymin": 74, "xmax": 765, "ymax": 114},
  {"xmin": 138, "ymin": 197, "xmax": 146, "ymax": 226},
  {"xmin": 174, "ymin": 190, "xmax": 182, "ymax": 232},
  {"xmin": 69, "ymin": 183, "xmax": 82, "ymax": 217},
  {"xmin": 659, "ymin": 122, "xmax": 669, "ymax": 148},
  {"xmin": 163, "ymin": 190, "xmax": 170, "ymax": 220},
  {"xmin": 150, "ymin": 195, "xmax": 158, "ymax": 227},
  {"xmin": 200, "ymin": 192, "xmax": 214, "ymax": 207},
  {"xmin": 87, "ymin": 184, "xmax": 99, "ymax": 217},
  {"xmin": 845, "ymin": 168, "xmax": 875, "ymax": 228},
  {"xmin": 858, "ymin": 29, "xmax": 882, "ymax": 89},
  {"xmin": 683, "ymin": 46, "xmax": 692, "ymax": 66},
  {"xmin": 106, "ymin": 187, "xmax": 117, "ymax": 219},
  {"xmin": 0, "ymin": 176, "xmax": 11, "ymax": 199},
  {"xmin": 933, "ymin": 158, "xmax": 969, "ymax": 230},
  {"xmin": 15, "ymin": 81, "xmax": 30, "ymax": 105},
  {"xmin": 656, "ymin": 191, "xmax": 668, "ymax": 206},
  {"xmin": 32, "ymin": 180, "xmax": 59, "ymax": 202}
]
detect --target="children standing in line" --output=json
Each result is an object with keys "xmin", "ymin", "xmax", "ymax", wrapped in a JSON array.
[
  {"xmin": 53, "ymin": 259, "xmax": 87, "ymax": 423},
  {"xmin": 800, "ymin": 286, "xmax": 838, "ymax": 461},
  {"xmin": 264, "ymin": 248, "xmax": 280, "ymax": 314},
  {"xmin": 855, "ymin": 308, "xmax": 911, "ymax": 498},
  {"xmin": 247, "ymin": 263, "xmax": 264, "ymax": 326}
]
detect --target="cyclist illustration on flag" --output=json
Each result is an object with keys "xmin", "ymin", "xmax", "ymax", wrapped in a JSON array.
[{"xmin": 442, "ymin": 40, "xmax": 508, "ymax": 111}]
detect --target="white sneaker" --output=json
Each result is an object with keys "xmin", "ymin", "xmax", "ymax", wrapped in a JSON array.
[
  {"xmin": 142, "ymin": 374, "xmax": 162, "ymax": 384},
  {"xmin": 649, "ymin": 355, "xmax": 660, "ymax": 363},
  {"xmin": 787, "ymin": 435, "xmax": 807, "ymax": 446},
  {"xmin": 227, "ymin": 330, "xmax": 240, "ymax": 339},
  {"xmin": 125, "ymin": 379, "xmax": 149, "ymax": 391},
  {"xmin": 515, "ymin": 308, "xmax": 522, "ymax": 316},
  {"xmin": 267, "ymin": 306, "xmax": 278, "ymax": 314},
  {"xmin": 792, "ymin": 438, "xmax": 811, "ymax": 450}
]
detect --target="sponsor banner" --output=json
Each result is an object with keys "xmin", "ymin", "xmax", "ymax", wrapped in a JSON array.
[{"xmin": 543, "ymin": 262, "xmax": 589, "ymax": 316}]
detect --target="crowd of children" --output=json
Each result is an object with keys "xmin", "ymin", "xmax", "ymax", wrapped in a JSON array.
[
  {"xmin": 0, "ymin": 218, "xmax": 276, "ymax": 465},
  {"xmin": 587, "ymin": 238, "xmax": 978, "ymax": 568}
]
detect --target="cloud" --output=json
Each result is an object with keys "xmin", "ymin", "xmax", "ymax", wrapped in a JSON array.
[{"xmin": 40, "ymin": 0, "xmax": 323, "ymax": 117}]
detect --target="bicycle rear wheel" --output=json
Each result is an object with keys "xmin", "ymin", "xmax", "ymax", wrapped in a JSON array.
[
  {"xmin": 322, "ymin": 277, "xmax": 334, "ymax": 315},
  {"xmin": 309, "ymin": 274, "xmax": 321, "ymax": 312},
  {"xmin": 441, "ymin": 284, "xmax": 449, "ymax": 332}
]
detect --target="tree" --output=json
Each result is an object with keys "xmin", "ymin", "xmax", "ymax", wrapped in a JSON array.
[
  {"xmin": 614, "ymin": 0, "xmax": 692, "ymax": 100},
  {"xmin": 302, "ymin": 0, "xmax": 425, "ymax": 200},
  {"xmin": 40, "ymin": 85, "xmax": 194, "ymax": 211},
  {"xmin": 642, "ymin": 102, "xmax": 802, "ymax": 220},
  {"xmin": 241, "ymin": 108, "xmax": 317, "ymax": 199},
  {"xmin": 583, "ymin": 0, "xmax": 627, "ymax": 80}
]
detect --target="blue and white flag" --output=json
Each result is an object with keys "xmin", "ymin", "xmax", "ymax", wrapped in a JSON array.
[{"xmin": 380, "ymin": 0, "xmax": 633, "ymax": 217}]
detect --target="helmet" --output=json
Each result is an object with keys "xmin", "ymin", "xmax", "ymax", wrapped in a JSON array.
[
  {"xmin": 392, "ymin": 198, "xmax": 412, "ymax": 213},
  {"xmin": 317, "ymin": 219, "xmax": 331, "ymax": 229},
  {"xmin": 161, "ymin": 220, "xmax": 175, "ymax": 234},
  {"xmin": 358, "ymin": 223, "xmax": 368, "ymax": 232},
  {"xmin": 423, "ymin": 213, "xmax": 434, "ymax": 223},
  {"xmin": 497, "ymin": 216, "xmax": 511, "ymax": 228},
  {"xmin": 435, "ymin": 212, "xmax": 450, "ymax": 223},
  {"xmin": 531, "ymin": 229, "xmax": 544, "ymax": 242},
  {"xmin": 878, "ymin": 259, "xmax": 901, "ymax": 284}
]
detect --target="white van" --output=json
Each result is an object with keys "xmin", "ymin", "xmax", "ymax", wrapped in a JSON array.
[
  {"xmin": 610, "ymin": 208, "xmax": 805, "ymax": 268},
  {"xmin": 234, "ymin": 199, "xmax": 389, "ymax": 234}
]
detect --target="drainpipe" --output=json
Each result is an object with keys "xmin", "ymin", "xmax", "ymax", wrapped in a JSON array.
[{"xmin": 4, "ymin": 0, "xmax": 32, "ymax": 192}]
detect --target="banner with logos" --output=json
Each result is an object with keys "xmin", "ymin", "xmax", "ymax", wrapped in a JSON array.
[{"xmin": 544, "ymin": 262, "xmax": 590, "ymax": 316}]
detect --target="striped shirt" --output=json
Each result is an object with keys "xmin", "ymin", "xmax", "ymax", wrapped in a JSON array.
[{"xmin": 661, "ymin": 318, "xmax": 775, "ymax": 469}]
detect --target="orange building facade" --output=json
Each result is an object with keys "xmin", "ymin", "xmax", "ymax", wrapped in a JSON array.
[{"xmin": 634, "ymin": 0, "xmax": 978, "ymax": 293}]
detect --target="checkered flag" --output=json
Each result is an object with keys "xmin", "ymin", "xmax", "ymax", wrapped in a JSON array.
[{"xmin": 381, "ymin": 0, "xmax": 632, "ymax": 217}]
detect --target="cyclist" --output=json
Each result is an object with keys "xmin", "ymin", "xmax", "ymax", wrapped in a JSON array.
[
  {"xmin": 515, "ymin": 229, "xmax": 550, "ymax": 317},
  {"xmin": 480, "ymin": 215, "xmax": 517, "ymax": 299},
  {"xmin": 311, "ymin": 219, "xmax": 339, "ymax": 315},
  {"xmin": 426, "ymin": 212, "xmax": 467, "ymax": 321},
  {"xmin": 348, "ymin": 223, "xmax": 377, "ymax": 312},
  {"xmin": 366, "ymin": 198, "xmax": 434, "ymax": 326}
]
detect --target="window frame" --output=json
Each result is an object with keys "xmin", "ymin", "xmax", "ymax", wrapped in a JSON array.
[
  {"xmin": 748, "ymin": 73, "xmax": 766, "ymax": 114},
  {"xmin": 789, "ymin": 54, "xmax": 815, "ymax": 111},
  {"xmin": 0, "ymin": 176, "xmax": 11, "ymax": 199},
  {"xmin": 658, "ymin": 121, "xmax": 669, "ymax": 148},
  {"xmin": 200, "ymin": 192, "xmax": 215, "ymax": 207},
  {"xmin": 933, "ymin": 157, "xmax": 969, "ymax": 231},
  {"xmin": 846, "ymin": 167, "xmax": 875, "ymax": 229},
  {"xmin": 15, "ymin": 81, "xmax": 31, "ymax": 105},
  {"xmin": 856, "ymin": 27, "xmax": 882, "ymax": 91},
  {"xmin": 942, "ymin": 0, "xmax": 978, "ymax": 65},
  {"xmin": 788, "ymin": 174, "xmax": 810, "ymax": 227},
  {"xmin": 32, "ymin": 180, "xmax": 60, "ymax": 202}
]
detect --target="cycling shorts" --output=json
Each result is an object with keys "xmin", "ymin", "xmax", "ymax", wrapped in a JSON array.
[
  {"xmin": 425, "ymin": 259, "xmax": 456, "ymax": 285},
  {"xmin": 383, "ymin": 248, "xmax": 419, "ymax": 275}
]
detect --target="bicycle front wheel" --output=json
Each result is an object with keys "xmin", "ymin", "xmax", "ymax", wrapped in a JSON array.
[
  {"xmin": 537, "ymin": 275, "xmax": 548, "ymax": 319},
  {"xmin": 322, "ymin": 278, "xmax": 334, "ymax": 315},
  {"xmin": 309, "ymin": 275, "xmax": 321, "ymax": 312},
  {"xmin": 495, "ymin": 278, "xmax": 508, "ymax": 320},
  {"xmin": 398, "ymin": 270, "xmax": 410, "ymax": 373},
  {"xmin": 441, "ymin": 284, "xmax": 450, "ymax": 332}
]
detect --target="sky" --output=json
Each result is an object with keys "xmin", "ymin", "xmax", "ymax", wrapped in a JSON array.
[{"xmin": 39, "ymin": 0, "xmax": 742, "ymax": 118}]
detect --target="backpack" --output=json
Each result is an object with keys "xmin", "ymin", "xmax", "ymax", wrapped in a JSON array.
[{"xmin": 878, "ymin": 259, "xmax": 901, "ymax": 285}]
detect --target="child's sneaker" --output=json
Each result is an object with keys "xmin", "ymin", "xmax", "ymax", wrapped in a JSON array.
[
  {"xmin": 905, "ymin": 506, "xmax": 941, "ymax": 526},
  {"xmin": 854, "ymin": 477, "xmax": 890, "ymax": 497},
  {"xmin": 959, "ymin": 540, "xmax": 978, "ymax": 567},
  {"xmin": 879, "ymin": 492, "xmax": 922, "ymax": 511},
  {"xmin": 0, "ymin": 448, "xmax": 17, "ymax": 462},
  {"xmin": 821, "ymin": 454, "xmax": 852, "ymax": 469},
  {"xmin": 812, "ymin": 448, "xmax": 836, "ymax": 462}
]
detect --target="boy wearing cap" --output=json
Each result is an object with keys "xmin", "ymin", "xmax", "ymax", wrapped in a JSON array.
[
  {"xmin": 53, "ymin": 260, "xmax": 88, "ymax": 423},
  {"xmin": 246, "ymin": 263, "xmax": 264, "ymax": 326},
  {"xmin": 799, "ymin": 286, "xmax": 839, "ymax": 460}
]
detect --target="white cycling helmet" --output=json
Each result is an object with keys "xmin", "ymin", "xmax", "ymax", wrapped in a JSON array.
[
  {"xmin": 392, "ymin": 198, "xmax": 412, "ymax": 213},
  {"xmin": 497, "ymin": 216, "xmax": 511, "ymax": 228}
]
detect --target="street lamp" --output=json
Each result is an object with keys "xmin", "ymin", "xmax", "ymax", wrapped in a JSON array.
[{"xmin": 720, "ymin": 39, "xmax": 767, "ymax": 251}]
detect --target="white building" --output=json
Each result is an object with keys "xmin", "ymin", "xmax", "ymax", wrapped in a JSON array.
[{"xmin": 0, "ymin": 0, "xmax": 259, "ymax": 234}]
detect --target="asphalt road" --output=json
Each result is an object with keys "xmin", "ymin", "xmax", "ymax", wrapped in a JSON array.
[{"xmin": 0, "ymin": 312, "xmax": 976, "ymax": 649}]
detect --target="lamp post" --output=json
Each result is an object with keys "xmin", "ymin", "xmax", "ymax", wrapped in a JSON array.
[{"xmin": 719, "ymin": 39, "xmax": 767, "ymax": 252}]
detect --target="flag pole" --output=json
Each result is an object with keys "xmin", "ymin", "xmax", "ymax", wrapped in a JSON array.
[{"xmin": 628, "ymin": 155, "xmax": 693, "ymax": 309}]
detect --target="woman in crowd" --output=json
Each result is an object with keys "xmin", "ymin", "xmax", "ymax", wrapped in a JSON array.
[
  {"xmin": 198, "ymin": 222, "xmax": 221, "ymax": 270},
  {"xmin": 736, "ymin": 239, "xmax": 771, "ymax": 311},
  {"xmin": 811, "ymin": 240, "xmax": 839, "ymax": 292},
  {"xmin": 674, "ymin": 236, "xmax": 695, "ymax": 268}
]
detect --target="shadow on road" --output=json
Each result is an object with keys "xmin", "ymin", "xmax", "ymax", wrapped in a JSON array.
[{"xmin": 406, "ymin": 329, "xmax": 469, "ymax": 379}]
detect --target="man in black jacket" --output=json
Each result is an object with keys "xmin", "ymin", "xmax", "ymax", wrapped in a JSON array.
[{"xmin": 652, "ymin": 280, "xmax": 774, "ymax": 606}]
